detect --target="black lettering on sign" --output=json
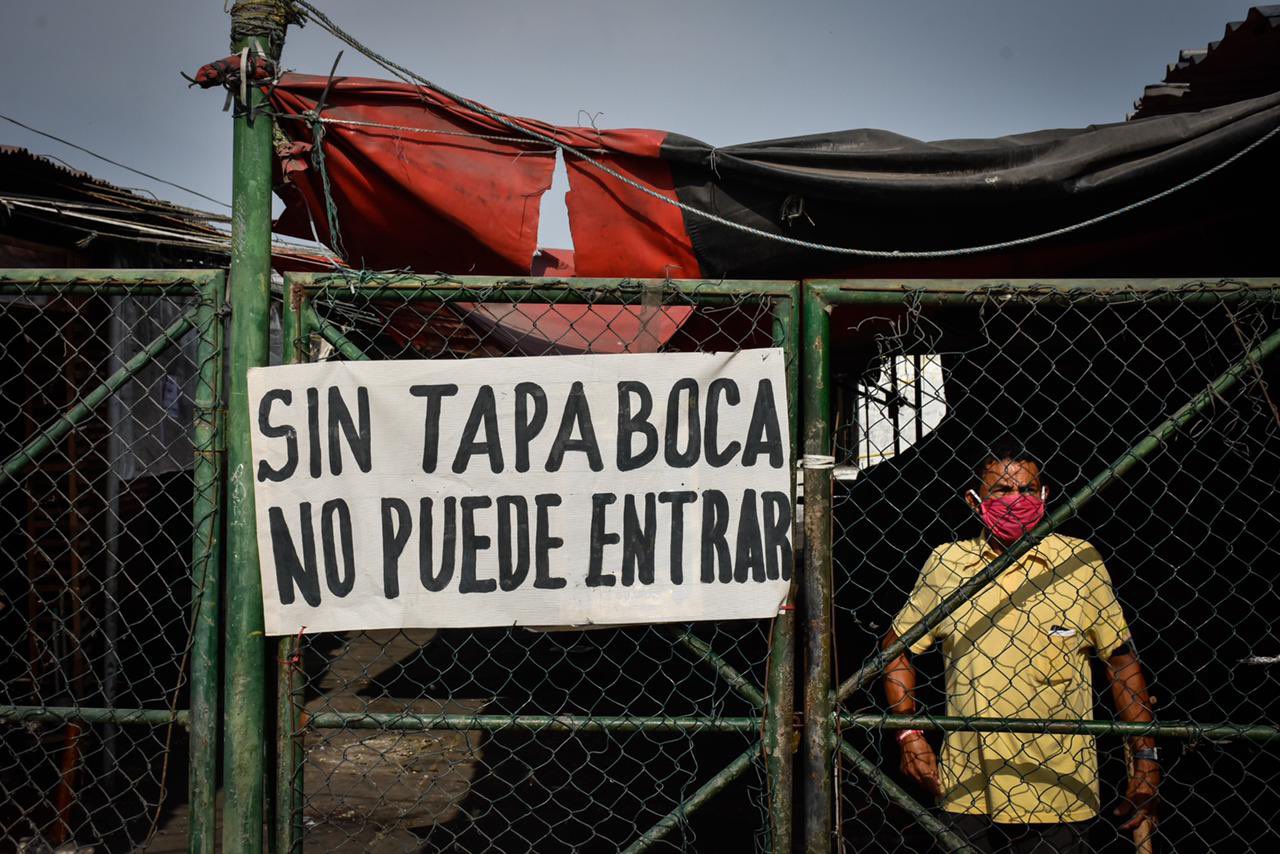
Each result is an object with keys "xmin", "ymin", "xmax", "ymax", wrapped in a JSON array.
[
  {"xmin": 762, "ymin": 491, "xmax": 794, "ymax": 581},
  {"xmin": 617, "ymin": 381, "xmax": 658, "ymax": 472},
  {"xmin": 621, "ymin": 493, "xmax": 657, "ymax": 586},
  {"xmin": 733, "ymin": 489, "xmax": 765, "ymax": 583},
  {"xmin": 320, "ymin": 498, "xmax": 356, "ymax": 596},
  {"xmin": 328, "ymin": 387, "xmax": 372, "ymax": 476},
  {"xmin": 658, "ymin": 491, "xmax": 696, "ymax": 585},
  {"xmin": 306, "ymin": 387, "xmax": 322, "ymax": 478},
  {"xmin": 534, "ymin": 494, "xmax": 566, "ymax": 589},
  {"xmin": 410, "ymin": 384, "xmax": 459, "ymax": 473},
  {"xmin": 586, "ymin": 493, "xmax": 619, "ymax": 587},
  {"xmin": 700, "ymin": 490, "xmax": 732, "ymax": 583},
  {"xmin": 380, "ymin": 497, "xmax": 411, "ymax": 599},
  {"xmin": 453, "ymin": 385, "xmax": 504, "ymax": 474},
  {"xmin": 704, "ymin": 378, "xmax": 741, "ymax": 467},
  {"xmin": 496, "ymin": 495, "xmax": 530, "ymax": 592},
  {"xmin": 547, "ymin": 381, "xmax": 604, "ymax": 472},
  {"xmin": 459, "ymin": 496, "xmax": 496, "ymax": 593},
  {"xmin": 742, "ymin": 379, "xmax": 784, "ymax": 468},
  {"xmin": 420, "ymin": 496, "xmax": 457, "ymax": 592},
  {"xmin": 269, "ymin": 503, "xmax": 320, "ymax": 606},
  {"xmin": 665, "ymin": 378, "xmax": 701, "ymax": 467},
  {"xmin": 256, "ymin": 389, "xmax": 298, "ymax": 482},
  {"xmin": 514, "ymin": 382, "xmax": 547, "ymax": 473}
]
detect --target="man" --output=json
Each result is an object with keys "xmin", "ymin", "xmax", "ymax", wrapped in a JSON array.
[{"xmin": 882, "ymin": 444, "xmax": 1159, "ymax": 853}]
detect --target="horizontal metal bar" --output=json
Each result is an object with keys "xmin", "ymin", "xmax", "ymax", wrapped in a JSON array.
[
  {"xmin": 0, "ymin": 268, "xmax": 222, "ymax": 288},
  {"xmin": 0, "ymin": 307, "xmax": 199, "ymax": 486},
  {"xmin": 0, "ymin": 284, "xmax": 193, "ymax": 297},
  {"xmin": 839, "ymin": 714, "xmax": 1280, "ymax": 744},
  {"xmin": 304, "ymin": 711, "xmax": 759, "ymax": 733},
  {"xmin": 0, "ymin": 705, "xmax": 190, "ymax": 726},
  {"xmin": 810, "ymin": 277, "xmax": 1280, "ymax": 304},
  {"xmin": 288, "ymin": 272, "xmax": 798, "ymax": 299},
  {"xmin": 305, "ymin": 303, "xmax": 370, "ymax": 361}
]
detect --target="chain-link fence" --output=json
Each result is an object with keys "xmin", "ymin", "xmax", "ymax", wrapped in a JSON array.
[
  {"xmin": 0, "ymin": 270, "xmax": 223, "ymax": 853},
  {"xmin": 804, "ymin": 281, "xmax": 1280, "ymax": 854},
  {"xmin": 274, "ymin": 273, "xmax": 799, "ymax": 853}
]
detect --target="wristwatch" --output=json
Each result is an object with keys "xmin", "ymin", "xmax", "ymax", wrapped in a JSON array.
[{"xmin": 1132, "ymin": 747, "xmax": 1161, "ymax": 763}]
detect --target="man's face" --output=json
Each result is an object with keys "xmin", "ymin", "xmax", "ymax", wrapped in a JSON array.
[{"xmin": 965, "ymin": 458, "xmax": 1045, "ymax": 511}]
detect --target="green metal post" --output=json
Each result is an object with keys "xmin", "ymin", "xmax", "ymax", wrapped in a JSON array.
[
  {"xmin": 224, "ymin": 5, "xmax": 289, "ymax": 852},
  {"xmin": 189, "ymin": 275, "xmax": 225, "ymax": 854},
  {"xmin": 801, "ymin": 284, "xmax": 834, "ymax": 854},
  {"xmin": 274, "ymin": 281, "xmax": 308, "ymax": 854},
  {"xmin": 764, "ymin": 291, "xmax": 799, "ymax": 854}
]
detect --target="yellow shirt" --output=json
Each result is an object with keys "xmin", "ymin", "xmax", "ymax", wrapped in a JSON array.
[{"xmin": 891, "ymin": 534, "xmax": 1132, "ymax": 824}]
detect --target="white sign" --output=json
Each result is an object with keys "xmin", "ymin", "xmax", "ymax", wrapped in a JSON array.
[{"xmin": 248, "ymin": 349, "xmax": 793, "ymax": 635}]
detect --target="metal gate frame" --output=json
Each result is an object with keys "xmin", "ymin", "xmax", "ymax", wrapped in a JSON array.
[
  {"xmin": 0, "ymin": 268, "xmax": 224, "ymax": 854},
  {"xmin": 267, "ymin": 271, "xmax": 801, "ymax": 853},
  {"xmin": 799, "ymin": 278, "xmax": 1280, "ymax": 854}
]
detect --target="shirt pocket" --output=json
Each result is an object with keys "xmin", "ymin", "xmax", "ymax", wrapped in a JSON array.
[{"xmin": 1029, "ymin": 625, "xmax": 1083, "ymax": 687}]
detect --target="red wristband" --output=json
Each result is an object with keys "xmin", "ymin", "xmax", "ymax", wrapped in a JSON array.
[{"xmin": 896, "ymin": 729, "xmax": 925, "ymax": 744}]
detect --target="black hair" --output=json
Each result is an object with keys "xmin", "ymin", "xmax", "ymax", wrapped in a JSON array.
[{"xmin": 973, "ymin": 438, "xmax": 1042, "ymax": 484}]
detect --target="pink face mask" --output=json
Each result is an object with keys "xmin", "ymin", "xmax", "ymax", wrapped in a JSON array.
[{"xmin": 972, "ymin": 491, "xmax": 1046, "ymax": 545}]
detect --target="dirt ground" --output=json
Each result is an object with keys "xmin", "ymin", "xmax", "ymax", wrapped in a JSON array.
[{"xmin": 148, "ymin": 630, "xmax": 486, "ymax": 852}]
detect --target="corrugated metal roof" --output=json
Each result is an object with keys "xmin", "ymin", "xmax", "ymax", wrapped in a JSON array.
[
  {"xmin": 0, "ymin": 146, "xmax": 335, "ymax": 268},
  {"xmin": 1132, "ymin": 5, "xmax": 1280, "ymax": 119}
]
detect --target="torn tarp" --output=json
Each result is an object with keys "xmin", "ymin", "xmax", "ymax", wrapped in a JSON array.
[{"xmin": 227, "ymin": 67, "xmax": 1280, "ymax": 280}]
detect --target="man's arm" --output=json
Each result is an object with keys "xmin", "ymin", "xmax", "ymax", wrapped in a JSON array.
[
  {"xmin": 883, "ymin": 629, "xmax": 942, "ymax": 797},
  {"xmin": 1107, "ymin": 647, "xmax": 1160, "ymax": 830}
]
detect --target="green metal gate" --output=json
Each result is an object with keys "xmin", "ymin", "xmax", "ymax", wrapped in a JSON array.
[
  {"xmin": 0, "ymin": 269, "xmax": 223, "ymax": 852},
  {"xmin": 271, "ymin": 272, "xmax": 800, "ymax": 852},
  {"xmin": 803, "ymin": 279, "xmax": 1280, "ymax": 853}
]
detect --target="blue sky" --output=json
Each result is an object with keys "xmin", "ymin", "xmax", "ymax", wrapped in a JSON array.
[{"xmin": 0, "ymin": 0, "xmax": 1255, "ymax": 248}]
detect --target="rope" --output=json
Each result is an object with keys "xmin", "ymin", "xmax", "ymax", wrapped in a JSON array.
[
  {"xmin": 291, "ymin": 0, "xmax": 1280, "ymax": 260},
  {"xmin": 274, "ymin": 112, "xmax": 558, "ymax": 150}
]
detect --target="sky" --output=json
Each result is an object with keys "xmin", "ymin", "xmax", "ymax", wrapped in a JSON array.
[{"xmin": 0, "ymin": 0, "xmax": 1257, "ymax": 249}]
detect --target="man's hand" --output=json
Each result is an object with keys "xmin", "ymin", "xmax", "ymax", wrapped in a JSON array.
[
  {"xmin": 1115, "ymin": 758, "xmax": 1160, "ymax": 832},
  {"xmin": 899, "ymin": 734, "xmax": 943, "ymax": 797}
]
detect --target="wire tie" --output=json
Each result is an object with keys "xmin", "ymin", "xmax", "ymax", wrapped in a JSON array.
[{"xmin": 798, "ymin": 454, "xmax": 835, "ymax": 470}]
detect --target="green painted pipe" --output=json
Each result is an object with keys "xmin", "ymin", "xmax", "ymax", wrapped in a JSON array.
[
  {"xmin": 223, "ymin": 8, "xmax": 289, "ymax": 852},
  {"xmin": 0, "ymin": 705, "xmax": 189, "ymax": 726},
  {"xmin": 0, "ymin": 284, "xmax": 196, "ymax": 297},
  {"xmin": 838, "ymin": 322, "xmax": 1280, "ymax": 703},
  {"xmin": 290, "ymin": 272, "xmax": 798, "ymax": 298},
  {"xmin": 810, "ymin": 278, "xmax": 1280, "ymax": 304},
  {"xmin": 763, "ymin": 292, "xmax": 800, "ymax": 854},
  {"xmin": 801, "ymin": 284, "xmax": 835, "ymax": 854},
  {"xmin": 838, "ymin": 713, "xmax": 1280, "ymax": 744},
  {"xmin": 621, "ymin": 741, "xmax": 760, "ymax": 854},
  {"xmin": 0, "ymin": 309, "xmax": 196, "ymax": 486},
  {"xmin": 304, "ymin": 303, "xmax": 370, "ymax": 361},
  {"xmin": 275, "ymin": 289, "xmax": 307, "ymax": 854},
  {"xmin": 668, "ymin": 627, "xmax": 766, "ymax": 709},
  {"xmin": 188, "ymin": 277, "xmax": 225, "ymax": 854},
  {"xmin": 305, "ymin": 712, "xmax": 759, "ymax": 733},
  {"xmin": 836, "ymin": 740, "xmax": 978, "ymax": 854},
  {"xmin": 0, "ymin": 268, "xmax": 221, "ymax": 286}
]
